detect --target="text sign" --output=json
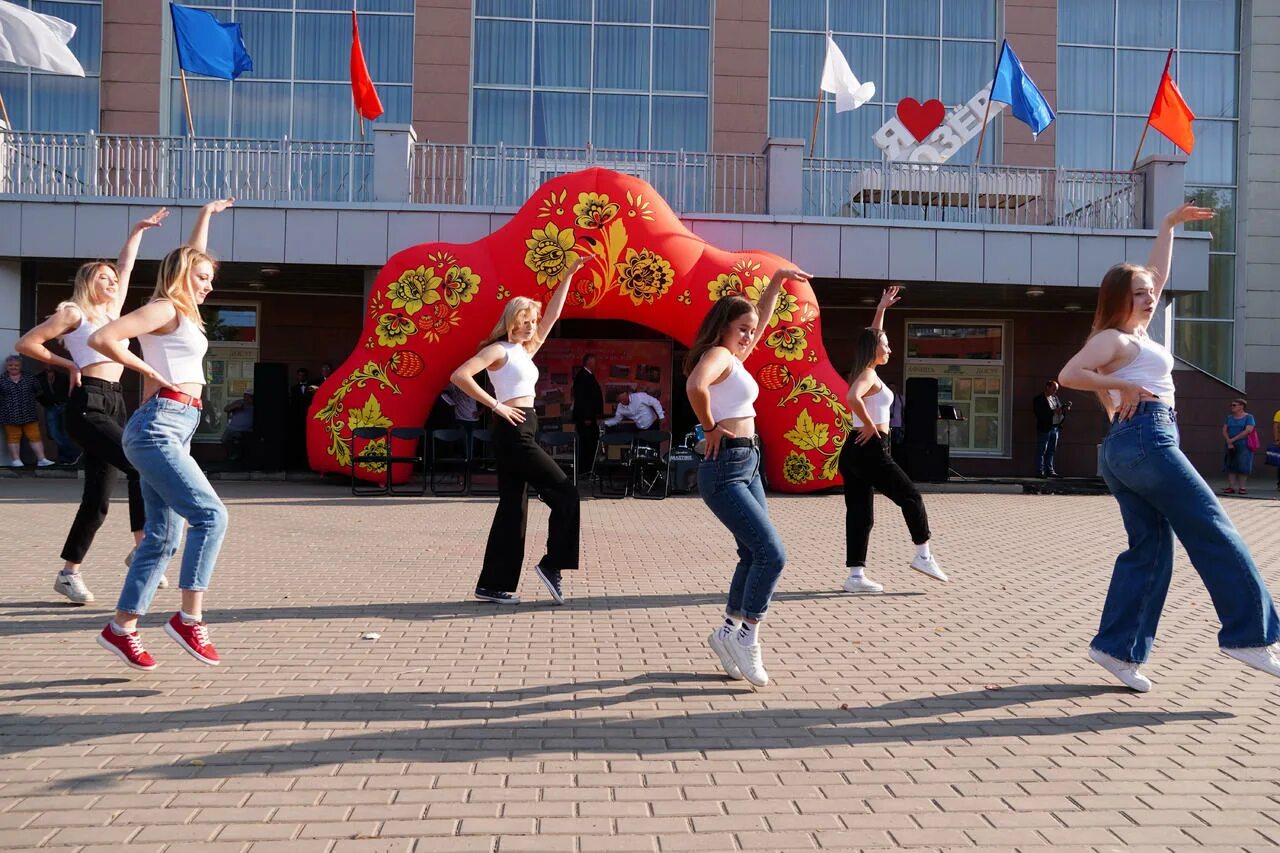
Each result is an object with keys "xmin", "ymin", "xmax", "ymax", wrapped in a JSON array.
[{"xmin": 873, "ymin": 84, "xmax": 1006, "ymax": 163}]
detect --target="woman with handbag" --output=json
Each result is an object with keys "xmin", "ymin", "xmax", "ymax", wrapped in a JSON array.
[{"xmin": 1222, "ymin": 398, "xmax": 1257, "ymax": 495}]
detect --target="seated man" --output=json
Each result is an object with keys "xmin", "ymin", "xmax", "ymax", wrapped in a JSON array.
[
  {"xmin": 222, "ymin": 389, "xmax": 255, "ymax": 468},
  {"xmin": 604, "ymin": 388, "xmax": 664, "ymax": 432}
]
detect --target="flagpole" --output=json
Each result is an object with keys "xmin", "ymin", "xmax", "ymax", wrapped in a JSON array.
[
  {"xmin": 973, "ymin": 41, "xmax": 1004, "ymax": 165},
  {"xmin": 809, "ymin": 88, "xmax": 823, "ymax": 157},
  {"xmin": 179, "ymin": 67, "xmax": 195, "ymax": 136},
  {"xmin": 1132, "ymin": 48, "xmax": 1174, "ymax": 170}
]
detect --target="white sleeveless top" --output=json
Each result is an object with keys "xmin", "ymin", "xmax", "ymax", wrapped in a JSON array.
[
  {"xmin": 851, "ymin": 383, "xmax": 893, "ymax": 428},
  {"xmin": 1107, "ymin": 335, "xmax": 1176, "ymax": 409},
  {"xmin": 139, "ymin": 311, "xmax": 208, "ymax": 386},
  {"xmin": 487, "ymin": 341, "xmax": 538, "ymax": 402},
  {"xmin": 61, "ymin": 306, "xmax": 113, "ymax": 369},
  {"xmin": 708, "ymin": 358, "xmax": 758, "ymax": 422}
]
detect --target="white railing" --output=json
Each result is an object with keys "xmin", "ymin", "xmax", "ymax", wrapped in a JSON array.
[
  {"xmin": 410, "ymin": 142, "xmax": 766, "ymax": 215},
  {"xmin": 802, "ymin": 159, "xmax": 1144, "ymax": 230},
  {"xmin": 1, "ymin": 131, "xmax": 372, "ymax": 202}
]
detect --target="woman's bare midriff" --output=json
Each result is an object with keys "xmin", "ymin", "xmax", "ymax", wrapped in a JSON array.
[
  {"xmin": 142, "ymin": 380, "xmax": 206, "ymax": 400},
  {"xmin": 80, "ymin": 362, "xmax": 125, "ymax": 382},
  {"xmin": 720, "ymin": 415, "xmax": 755, "ymax": 439},
  {"xmin": 501, "ymin": 396, "xmax": 535, "ymax": 408}
]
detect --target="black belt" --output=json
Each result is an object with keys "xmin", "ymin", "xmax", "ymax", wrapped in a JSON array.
[
  {"xmin": 719, "ymin": 437, "xmax": 756, "ymax": 449},
  {"xmin": 80, "ymin": 377, "xmax": 122, "ymax": 391}
]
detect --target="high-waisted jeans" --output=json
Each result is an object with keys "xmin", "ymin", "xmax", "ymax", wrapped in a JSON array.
[
  {"xmin": 61, "ymin": 378, "xmax": 146, "ymax": 563},
  {"xmin": 697, "ymin": 443, "xmax": 786, "ymax": 621},
  {"xmin": 838, "ymin": 433, "xmax": 931, "ymax": 567},
  {"xmin": 479, "ymin": 409, "xmax": 580, "ymax": 592},
  {"xmin": 1094, "ymin": 401, "xmax": 1278, "ymax": 663},
  {"xmin": 118, "ymin": 396, "xmax": 228, "ymax": 615}
]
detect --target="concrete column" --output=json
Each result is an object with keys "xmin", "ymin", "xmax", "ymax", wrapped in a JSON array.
[
  {"xmin": 1137, "ymin": 154, "xmax": 1188, "ymax": 348},
  {"xmin": 764, "ymin": 138, "xmax": 804, "ymax": 216},
  {"xmin": 373, "ymin": 124, "xmax": 416, "ymax": 204}
]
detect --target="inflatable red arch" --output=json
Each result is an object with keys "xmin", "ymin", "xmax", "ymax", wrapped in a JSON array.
[{"xmin": 306, "ymin": 167, "xmax": 853, "ymax": 493}]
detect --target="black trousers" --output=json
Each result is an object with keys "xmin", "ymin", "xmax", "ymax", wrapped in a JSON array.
[
  {"xmin": 574, "ymin": 417, "xmax": 599, "ymax": 472},
  {"xmin": 838, "ymin": 433, "xmax": 931, "ymax": 567},
  {"xmin": 61, "ymin": 378, "xmax": 145, "ymax": 563},
  {"xmin": 479, "ymin": 410, "xmax": 580, "ymax": 592}
]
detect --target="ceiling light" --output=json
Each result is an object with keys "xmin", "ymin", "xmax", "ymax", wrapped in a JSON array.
[
  {"xmin": 260, "ymin": 267, "xmax": 281, "ymax": 276},
  {"xmin": 1025, "ymin": 287, "xmax": 1046, "ymax": 297},
  {"xmin": 1064, "ymin": 303, "xmax": 1081, "ymax": 312},
  {"xmin": 248, "ymin": 280, "xmax": 265, "ymax": 289},
  {"xmin": 859, "ymin": 297, "xmax": 877, "ymax": 305}
]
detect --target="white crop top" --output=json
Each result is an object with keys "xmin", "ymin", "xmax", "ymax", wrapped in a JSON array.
[
  {"xmin": 708, "ymin": 358, "xmax": 758, "ymax": 422},
  {"xmin": 139, "ymin": 311, "xmax": 208, "ymax": 386},
  {"xmin": 851, "ymin": 383, "xmax": 893, "ymax": 428},
  {"xmin": 487, "ymin": 341, "xmax": 538, "ymax": 402},
  {"xmin": 1106, "ymin": 335, "xmax": 1176, "ymax": 408},
  {"xmin": 62, "ymin": 306, "xmax": 114, "ymax": 369}
]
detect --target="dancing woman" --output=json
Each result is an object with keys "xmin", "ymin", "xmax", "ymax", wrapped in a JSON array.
[
  {"xmin": 88, "ymin": 199, "xmax": 234, "ymax": 671},
  {"xmin": 16, "ymin": 209, "xmax": 169, "ymax": 604},
  {"xmin": 449, "ymin": 258, "xmax": 585, "ymax": 605},
  {"xmin": 837, "ymin": 286, "xmax": 946, "ymax": 594},
  {"xmin": 1058, "ymin": 203, "xmax": 1280, "ymax": 690},
  {"xmin": 686, "ymin": 265, "xmax": 810, "ymax": 687}
]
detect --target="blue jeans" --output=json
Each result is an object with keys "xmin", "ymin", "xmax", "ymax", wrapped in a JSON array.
[
  {"xmin": 1094, "ymin": 402, "xmax": 1278, "ymax": 663},
  {"xmin": 119, "ymin": 396, "xmax": 228, "ymax": 615},
  {"xmin": 697, "ymin": 445, "xmax": 786, "ymax": 621},
  {"xmin": 44, "ymin": 403, "xmax": 78, "ymax": 460},
  {"xmin": 1036, "ymin": 426, "xmax": 1060, "ymax": 475}
]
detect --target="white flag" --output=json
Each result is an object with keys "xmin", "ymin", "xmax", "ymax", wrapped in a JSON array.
[
  {"xmin": 0, "ymin": 0, "xmax": 85, "ymax": 78},
  {"xmin": 820, "ymin": 34, "xmax": 873, "ymax": 112}
]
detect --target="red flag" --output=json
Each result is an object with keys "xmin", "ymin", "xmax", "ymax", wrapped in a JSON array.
[
  {"xmin": 350, "ymin": 10, "xmax": 383, "ymax": 121},
  {"xmin": 1146, "ymin": 54, "xmax": 1195, "ymax": 155}
]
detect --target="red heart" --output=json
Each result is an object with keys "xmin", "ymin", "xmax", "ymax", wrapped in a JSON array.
[{"xmin": 896, "ymin": 98, "xmax": 946, "ymax": 143}]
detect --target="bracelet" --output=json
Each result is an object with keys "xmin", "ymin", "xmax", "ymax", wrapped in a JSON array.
[{"xmin": 701, "ymin": 421, "xmax": 718, "ymax": 433}]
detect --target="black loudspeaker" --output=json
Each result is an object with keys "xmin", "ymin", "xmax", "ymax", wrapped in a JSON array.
[
  {"xmin": 252, "ymin": 362, "xmax": 289, "ymax": 471},
  {"xmin": 903, "ymin": 377, "xmax": 939, "ymax": 446},
  {"xmin": 904, "ymin": 442, "xmax": 950, "ymax": 483}
]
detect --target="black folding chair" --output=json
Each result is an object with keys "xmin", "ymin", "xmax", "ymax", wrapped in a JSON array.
[
  {"xmin": 350, "ymin": 426, "xmax": 390, "ymax": 497},
  {"xmin": 593, "ymin": 432, "xmax": 635, "ymax": 498},
  {"xmin": 387, "ymin": 427, "xmax": 427, "ymax": 496},
  {"xmin": 539, "ymin": 430, "xmax": 578, "ymax": 486},
  {"xmin": 429, "ymin": 428, "xmax": 469, "ymax": 495},
  {"xmin": 468, "ymin": 427, "xmax": 499, "ymax": 496},
  {"xmin": 631, "ymin": 429, "xmax": 671, "ymax": 500}
]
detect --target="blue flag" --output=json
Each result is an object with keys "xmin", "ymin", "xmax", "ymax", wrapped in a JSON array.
[
  {"xmin": 990, "ymin": 40, "xmax": 1054, "ymax": 136},
  {"xmin": 170, "ymin": 3, "xmax": 253, "ymax": 80}
]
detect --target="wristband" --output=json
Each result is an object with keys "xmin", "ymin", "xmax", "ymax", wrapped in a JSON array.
[{"xmin": 701, "ymin": 421, "xmax": 718, "ymax": 433}]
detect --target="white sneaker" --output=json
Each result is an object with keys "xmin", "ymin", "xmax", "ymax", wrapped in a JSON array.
[
  {"xmin": 842, "ymin": 573, "xmax": 884, "ymax": 594},
  {"xmin": 909, "ymin": 554, "xmax": 948, "ymax": 583},
  {"xmin": 36, "ymin": 458, "xmax": 56, "ymax": 468},
  {"xmin": 707, "ymin": 629, "xmax": 744, "ymax": 680},
  {"xmin": 124, "ymin": 547, "xmax": 167, "ymax": 588},
  {"xmin": 1088, "ymin": 647, "xmax": 1152, "ymax": 692},
  {"xmin": 157, "ymin": 574, "xmax": 169, "ymax": 589},
  {"xmin": 6, "ymin": 459, "xmax": 22, "ymax": 468},
  {"xmin": 1222, "ymin": 644, "xmax": 1280, "ymax": 678},
  {"xmin": 53, "ymin": 572, "xmax": 95, "ymax": 605},
  {"xmin": 727, "ymin": 637, "xmax": 769, "ymax": 687}
]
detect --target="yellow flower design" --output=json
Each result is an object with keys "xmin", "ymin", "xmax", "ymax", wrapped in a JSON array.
[
  {"xmin": 524, "ymin": 221, "xmax": 580, "ymax": 287},
  {"xmin": 388, "ymin": 265, "xmax": 442, "ymax": 316},
  {"xmin": 782, "ymin": 451, "xmax": 815, "ymax": 485},
  {"xmin": 441, "ymin": 265, "xmax": 480, "ymax": 308},
  {"xmin": 617, "ymin": 248, "xmax": 674, "ymax": 306},
  {"xmin": 357, "ymin": 436, "xmax": 388, "ymax": 473},
  {"xmin": 538, "ymin": 189, "xmax": 568, "ymax": 219},
  {"xmin": 375, "ymin": 312, "xmax": 417, "ymax": 348},
  {"xmin": 347, "ymin": 394, "xmax": 393, "ymax": 432},
  {"xmin": 766, "ymin": 327, "xmax": 807, "ymax": 362},
  {"xmin": 771, "ymin": 291, "xmax": 799, "ymax": 327},
  {"xmin": 573, "ymin": 192, "xmax": 620, "ymax": 229},
  {"xmin": 707, "ymin": 272, "xmax": 747, "ymax": 302}
]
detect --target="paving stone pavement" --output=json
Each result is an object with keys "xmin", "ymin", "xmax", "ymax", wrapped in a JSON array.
[{"xmin": 1, "ymin": 478, "xmax": 1278, "ymax": 853}]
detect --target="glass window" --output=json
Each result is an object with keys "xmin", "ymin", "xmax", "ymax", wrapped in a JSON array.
[
  {"xmin": 1185, "ymin": 119, "xmax": 1236, "ymax": 184},
  {"xmin": 475, "ymin": 20, "xmax": 532, "ymax": 85},
  {"xmin": 654, "ymin": 0, "xmax": 707, "ymax": 26},
  {"xmin": 1181, "ymin": 0, "xmax": 1238, "ymax": 50},
  {"xmin": 231, "ymin": 81, "xmax": 291, "ymax": 138},
  {"xmin": 884, "ymin": 38, "xmax": 939, "ymax": 103},
  {"xmin": 905, "ymin": 322, "xmax": 1008, "ymax": 456},
  {"xmin": 1184, "ymin": 186, "xmax": 1235, "ymax": 252},
  {"xmin": 907, "ymin": 324, "xmax": 1002, "ymax": 361},
  {"xmin": 1056, "ymin": 113, "xmax": 1112, "ymax": 169},
  {"xmin": 594, "ymin": 25, "xmax": 650, "ymax": 90},
  {"xmin": 652, "ymin": 95, "xmax": 707, "ymax": 150},
  {"xmin": 4, "ymin": 0, "xmax": 101, "ymax": 132},
  {"xmin": 592, "ymin": 94, "xmax": 648, "ymax": 149},
  {"xmin": 598, "ymin": 0, "xmax": 649, "ymax": 24},
  {"xmin": 532, "ymin": 91, "xmax": 588, "ymax": 146},
  {"xmin": 942, "ymin": 0, "xmax": 994, "ymax": 38},
  {"xmin": 1057, "ymin": 47, "xmax": 1113, "ymax": 112},
  {"xmin": 829, "ymin": 0, "xmax": 881, "ymax": 33},
  {"xmin": 769, "ymin": 32, "xmax": 824, "ymax": 99},
  {"xmin": 770, "ymin": 0, "xmax": 824, "ymax": 31},
  {"xmin": 477, "ymin": 0, "xmax": 531, "ymax": 16},
  {"xmin": 653, "ymin": 27, "xmax": 708, "ymax": 93},
  {"xmin": 1179, "ymin": 53, "xmax": 1238, "ymax": 119},
  {"xmin": 1115, "ymin": 50, "xmax": 1170, "ymax": 113},
  {"xmin": 1059, "ymin": 0, "xmax": 1114, "ymax": 45},
  {"xmin": 537, "ymin": 0, "xmax": 590, "ymax": 20},
  {"xmin": 1173, "ymin": 319, "xmax": 1232, "ymax": 378},
  {"xmin": 1117, "ymin": 0, "xmax": 1177, "ymax": 48},
  {"xmin": 1178, "ymin": 255, "xmax": 1234, "ymax": 319},
  {"xmin": 534, "ymin": 22, "xmax": 590, "ymax": 87},
  {"xmin": 941, "ymin": 41, "xmax": 990, "ymax": 106},
  {"xmin": 473, "ymin": 88, "xmax": 530, "ymax": 144},
  {"xmin": 887, "ymin": 0, "xmax": 939, "ymax": 37}
]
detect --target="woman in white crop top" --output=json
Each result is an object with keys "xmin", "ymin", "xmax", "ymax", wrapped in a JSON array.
[
  {"xmin": 84, "ymin": 198, "xmax": 235, "ymax": 673},
  {"xmin": 685, "ymin": 264, "xmax": 810, "ymax": 688},
  {"xmin": 449, "ymin": 256, "xmax": 584, "ymax": 607},
  {"xmin": 16, "ymin": 208, "xmax": 169, "ymax": 606},
  {"xmin": 1058, "ymin": 203, "xmax": 1280, "ymax": 690},
  {"xmin": 836, "ymin": 286, "xmax": 946, "ymax": 595}
]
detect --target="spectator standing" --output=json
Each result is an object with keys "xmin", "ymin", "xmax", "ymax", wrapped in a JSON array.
[
  {"xmin": 36, "ymin": 364, "xmax": 79, "ymax": 463},
  {"xmin": 573, "ymin": 354, "xmax": 604, "ymax": 471},
  {"xmin": 288, "ymin": 368, "xmax": 314, "ymax": 468},
  {"xmin": 1033, "ymin": 380, "xmax": 1071, "ymax": 477},
  {"xmin": 2, "ymin": 355, "xmax": 55, "ymax": 468},
  {"xmin": 1222, "ymin": 398, "xmax": 1256, "ymax": 495}
]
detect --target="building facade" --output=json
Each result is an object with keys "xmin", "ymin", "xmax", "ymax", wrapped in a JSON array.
[{"xmin": 2, "ymin": 0, "xmax": 1276, "ymax": 478}]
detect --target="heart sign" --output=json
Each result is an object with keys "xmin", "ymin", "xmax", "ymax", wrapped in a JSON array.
[{"xmin": 896, "ymin": 98, "xmax": 946, "ymax": 142}]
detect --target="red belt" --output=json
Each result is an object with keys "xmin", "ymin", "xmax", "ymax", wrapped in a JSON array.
[{"xmin": 155, "ymin": 388, "xmax": 203, "ymax": 409}]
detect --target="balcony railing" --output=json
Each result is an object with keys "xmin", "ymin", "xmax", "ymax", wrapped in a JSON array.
[
  {"xmin": 410, "ymin": 143, "xmax": 765, "ymax": 214},
  {"xmin": 1, "ymin": 129, "xmax": 1145, "ymax": 231}
]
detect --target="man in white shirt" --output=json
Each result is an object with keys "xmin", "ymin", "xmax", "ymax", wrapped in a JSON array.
[{"xmin": 605, "ymin": 389, "xmax": 665, "ymax": 431}]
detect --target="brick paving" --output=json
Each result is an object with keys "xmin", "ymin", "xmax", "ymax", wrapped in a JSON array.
[{"xmin": 0, "ymin": 478, "xmax": 1278, "ymax": 852}]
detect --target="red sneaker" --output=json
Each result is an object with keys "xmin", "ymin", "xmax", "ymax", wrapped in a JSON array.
[
  {"xmin": 96, "ymin": 624, "xmax": 157, "ymax": 671},
  {"xmin": 163, "ymin": 613, "xmax": 221, "ymax": 666}
]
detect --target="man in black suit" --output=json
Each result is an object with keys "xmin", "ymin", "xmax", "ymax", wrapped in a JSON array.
[
  {"xmin": 1032, "ymin": 380, "xmax": 1071, "ymax": 477},
  {"xmin": 573, "ymin": 354, "xmax": 604, "ymax": 473},
  {"xmin": 288, "ymin": 368, "xmax": 315, "ymax": 468}
]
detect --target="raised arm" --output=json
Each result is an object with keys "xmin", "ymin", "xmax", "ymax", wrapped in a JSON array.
[
  {"xmin": 88, "ymin": 300, "xmax": 181, "ymax": 390},
  {"xmin": 187, "ymin": 198, "xmax": 235, "ymax": 253},
  {"xmin": 113, "ymin": 208, "xmax": 169, "ymax": 314},
  {"xmin": 16, "ymin": 306, "xmax": 83, "ymax": 385},
  {"xmin": 535, "ymin": 256, "xmax": 586, "ymax": 346},
  {"xmin": 870, "ymin": 285, "xmax": 902, "ymax": 330},
  {"xmin": 1146, "ymin": 203, "xmax": 1214, "ymax": 301},
  {"xmin": 449, "ymin": 343, "xmax": 525, "ymax": 426},
  {"xmin": 747, "ymin": 266, "xmax": 811, "ymax": 354}
]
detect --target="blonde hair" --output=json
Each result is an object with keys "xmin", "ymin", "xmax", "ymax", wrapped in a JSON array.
[
  {"xmin": 479, "ymin": 296, "xmax": 541, "ymax": 351},
  {"xmin": 151, "ymin": 246, "xmax": 215, "ymax": 330},
  {"xmin": 55, "ymin": 261, "xmax": 116, "ymax": 329}
]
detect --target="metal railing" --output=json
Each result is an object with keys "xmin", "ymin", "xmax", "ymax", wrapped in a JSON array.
[
  {"xmin": 802, "ymin": 158, "xmax": 1144, "ymax": 229},
  {"xmin": 410, "ymin": 142, "xmax": 766, "ymax": 214},
  {"xmin": 1, "ymin": 131, "xmax": 372, "ymax": 202}
]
